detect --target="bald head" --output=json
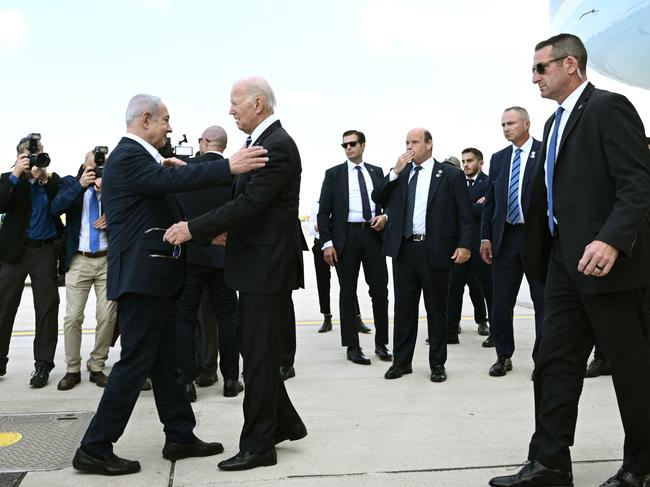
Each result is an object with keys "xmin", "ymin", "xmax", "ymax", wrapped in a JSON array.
[
  {"xmin": 199, "ymin": 125, "xmax": 228, "ymax": 154},
  {"xmin": 405, "ymin": 127, "xmax": 433, "ymax": 165}
]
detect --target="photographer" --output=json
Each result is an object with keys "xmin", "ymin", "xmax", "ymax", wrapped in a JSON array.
[
  {"xmin": 51, "ymin": 148, "xmax": 116, "ymax": 391},
  {"xmin": 0, "ymin": 134, "xmax": 63, "ymax": 387}
]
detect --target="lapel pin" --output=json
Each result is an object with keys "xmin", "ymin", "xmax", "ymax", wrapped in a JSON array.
[
  {"xmin": 530, "ymin": 151, "xmax": 536, "ymax": 159},
  {"xmin": 577, "ymin": 104, "xmax": 583, "ymax": 110}
]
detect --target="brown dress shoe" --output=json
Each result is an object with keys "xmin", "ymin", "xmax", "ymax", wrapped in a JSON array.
[
  {"xmin": 57, "ymin": 372, "xmax": 81, "ymax": 391},
  {"xmin": 89, "ymin": 371, "xmax": 108, "ymax": 387}
]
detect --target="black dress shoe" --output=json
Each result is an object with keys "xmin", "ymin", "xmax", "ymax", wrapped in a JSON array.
[
  {"xmin": 29, "ymin": 366, "xmax": 49, "ymax": 388},
  {"xmin": 447, "ymin": 333, "xmax": 460, "ymax": 344},
  {"xmin": 489, "ymin": 460, "xmax": 573, "ymax": 487},
  {"xmin": 384, "ymin": 363, "xmax": 413, "ymax": 379},
  {"xmin": 218, "ymin": 449, "xmax": 277, "ymax": 471},
  {"xmin": 141, "ymin": 377, "xmax": 152, "ymax": 391},
  {"xmin": 347, "ymin": 347, "xmax": 371, "ymax": 365},
  {"xmin": 279, "ymin": 366, "xmax": 296, "ymax": 381},
  {"xmin": 223, "ymin": 379, "xmax": 244, "ymax": 397},
  {"xmin": 195, "ymin": 369, "xmax": 218, "ymax": 387},
  {"xmin": 356, "ymin": 316, "xmax": 372, "ymax": 333},
  {"xmin": 162, "ymin": 437, "xmax": 224, "ymax": 461},
  {"xmin": 274, "ymin": 423, "xmax": 307, "ymax": 444},
  {"xmin": 430, "ymin": 364, "xmax": 447, "ymax": 382},
  {"xmin": 89, "ymin": 371, "xmax": 108, "ymax": 387},
  {"xmin": 318, "ymin": 314, "xmax": 332, "ymax": 333},
  {"xmin": 585, "ymin": 357, "xmax": 612, "ymax": 378},
  {"xmin": 375, "ymin": 344, "xmax": 393, "ymax": 361},
  {"xmin": 186, "ymin": 382, "xmax": 197, "ymax": 402},
  {"xmin": 57, "ymin": 372, "xmax": 81, "ymax": 390},
  {"xmin": 0, "ymin": 362, "xmax": 6, "ymax": 377},
  {"xmin": 599, "ymin": 467, "xmax": 650, "ymax": 487},
  {"xmin": 482, "ymin": 335, "xmax": 496, "ymax": 348},
  {"xmin": 489, "ymin": 357, "xmax": 513, "ymax": 377},
  {"xmin": 478, "ymin": 323, "xmax": 490, "ymax": 336},
  {"xmin": 72, "ymin": 447, "xmax": 141, "ymax": 476}
]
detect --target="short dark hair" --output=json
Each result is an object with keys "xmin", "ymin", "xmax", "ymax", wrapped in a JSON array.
[
  {"xmin": 462, "ymin": 147, "xmax": 483, "ymax": 161},
  {"xmin": 342, "ymin": 130, "xmax": 365, "ymax": 144},
  {"xmin": 535, "ymin": 33, "xmax": 587, "ymax": 73},
  {"xmin": 423, "ymin": 130, "xmax": 432, "ymax": 143}
]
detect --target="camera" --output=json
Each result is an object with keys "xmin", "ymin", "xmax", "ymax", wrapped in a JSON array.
[
  {"xmin": 92, "ymin": 146, "xmax": 108, "ymax": 178},
  {"xmin": 159, "ymin": 134, "xmax": 193, "ymax": 159},
  {"xmin": 26, "ymin": 133, "xmax": 51, "ymax": 168}
]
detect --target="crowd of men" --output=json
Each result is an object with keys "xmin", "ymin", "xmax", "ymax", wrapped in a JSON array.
[{"xmin": 0, "ymin": 33, "xmax": 650, "ymax": 487}]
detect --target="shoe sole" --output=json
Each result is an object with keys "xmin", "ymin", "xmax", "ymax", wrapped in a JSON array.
[
  {"xmin": 162, "ymin": 444, "xmax": 224, "ymax": 461},
  {"xmin": 218, "ymin": 457, "xmax": 277, "ymax": 471}
]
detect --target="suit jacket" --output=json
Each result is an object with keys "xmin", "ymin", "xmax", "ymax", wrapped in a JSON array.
[
  {"xmin": 372, "ymin": 160, "xmax": 473, "ymax": 269},
  {"xmin": 317, "ymin": 161, "xmax": 385, "ymax": 254},
  {"xmin": 101, "ymin": 137, "xmax": 231, "ymax": 300},
  {"xmin": 0, "ymin": 171, "xmax": 63, "ymax": 263},
  {"xmin": 524, "ymin": 82, "xmax": 650, "ymax": 293},
  {"xmin": 467, "ymin": 170, "xmax": 489, "ymax": 250},
  {"xmin": 188, "ymin": 120, "xmax": 304, "ymax": 294},
  {"xmin": 175, "ymin": 152, "xmax": 233, "ymax": 269},
  {"xmin": 481, "ymin": 139, "xmax": 542, "ymax": 256}
]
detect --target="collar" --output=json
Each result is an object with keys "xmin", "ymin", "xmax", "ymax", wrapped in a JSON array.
[
  {"xmin": 414, "ymin": 157, "xmax": 435, "ymax": 172},
  {"xmin": 347, "ymin": 160, "xmax": 366, "ymax": 172},
  {"xmin": 559, "ymin": 80, "xmax": 589, "ymax": 115},
  {"xmin": 513, "ymin": 136, "xmax": 533, "ymax": 154},
  {"xmin": 249, "ymin": 113, "xmax": 279, "ymax": 146},
  {"xmin": 124, "ymin": 133, "xmax": 162, "ymax": 163}
]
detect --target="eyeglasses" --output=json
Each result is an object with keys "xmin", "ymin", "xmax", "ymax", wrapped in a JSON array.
[
  {"xmin": 198, "ymin": 137, "xmax": 212, "ymax": 144},
  {"xmin": 144, "ymin": 227, "xmax": 182, "ymax": 259},
  {"xmin": 341, "ymin": 141, "xmax": 359, "ymax": 149},
  {"xmin": 532, "ymin": 56, "xmax": 568, "ymax": 74}
]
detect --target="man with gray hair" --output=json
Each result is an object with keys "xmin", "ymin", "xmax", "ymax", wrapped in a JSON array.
[
  {"xmin": 72, "ymin": 94, "xmax": 267, "ymax": 476},
  {"xmin": 165, "ymin": 77, "xmax": 307, "ymax": 471}
]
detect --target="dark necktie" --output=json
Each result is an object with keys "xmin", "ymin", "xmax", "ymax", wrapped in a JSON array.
[
  {"xmin": 355, "ymin": 165, "xmax": 372, "ymax": 222},
  {"xmin": 403, "ymin": 165, "xmax": 422, "ymax": 238},
  {"xmin": 89, "ymin": 187, "xmax": 100, "ymax": 252},
  {"xmin": 507, "ymin": 148, "xmax": 523, "ymax": 224},
  {"xmin": 467, "ymin": 178, "xmax": 474, "ymax": 187},
  {"xmin": 546, "ymin": 106, "xmax": 565, "ymax": 234},
  {"xmin": 245, "ymin": 136, "xmax": 252, "ymax": 148}
]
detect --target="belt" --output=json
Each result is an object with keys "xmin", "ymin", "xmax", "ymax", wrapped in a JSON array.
[
  {"xmin": 25, "ymin": 238, "xmax": 55, "ymax": 247},
  {"xmin": 406, "ymin": 234, "xmax": 426, "ymax": 242},
  {"xmin": 76, "ymin": 250, "xmax": 107, "ymax": 258},
  {"xmin": 347, "ymin": 222, "xmax": 370, "ymax": 228}
]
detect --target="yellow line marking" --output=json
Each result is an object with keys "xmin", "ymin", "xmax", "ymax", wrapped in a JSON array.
[{"xmin": 0, "ymin": 432, "xmax": 23, "ymax": 447}]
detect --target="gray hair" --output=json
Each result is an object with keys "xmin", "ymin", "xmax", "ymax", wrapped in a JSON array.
[
  {"xmin": 237, "ymin": 77, "xmax": 276, "ymax": 112},
  {"xmin": 503, "ymin": 106, "xmax": 530, "ymax": 122},
  {"xmin": 125, "ymin": 94, "xmax": 163, "ymax": 126}
]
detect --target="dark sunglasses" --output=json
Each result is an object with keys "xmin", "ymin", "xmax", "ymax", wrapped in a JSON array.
[
  {"xmin": 341, "ymin": 141, "xmax": 359, "ymax": 149},
  {"xmin": 532, "ymin": 56, "xmax": 568, "ymax": 75}
]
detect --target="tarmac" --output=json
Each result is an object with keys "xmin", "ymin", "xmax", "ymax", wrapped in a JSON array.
[{"xmin": 0, "ymin": 260, "xmax": 627, "ymax": 487}]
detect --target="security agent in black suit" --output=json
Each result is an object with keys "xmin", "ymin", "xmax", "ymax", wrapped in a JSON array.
[
  {"xmin": 175, "ymin": 125, "xmax": 242, "ymax": 400},
  {"xmin": 72, "ymin": 94, "xmax": 267, "ymax": 476},
  {"xmin": 165, "ymin": 77, "xmax": 306, "ymax": 471},
  {"xmin": 490, "ymin": 34, "xmax": 650, "ymax": 487},
  {"xmin": 480, "ymin": 107, "xmax": 546, "ymax": 377},
  {"xmin": 373, "ymin": 128, "xmax": 473, "ymax": 382},
  {"xmin": 0, "ymin": 136, "xmax": 63, "ymax": 387},
  {"xmin": 317, "ymin": 130, "xmax": 392, "ymax": 365},
  {"xmin": 446, "ymin": 148, "xmax": 493, "ymax": 344}
]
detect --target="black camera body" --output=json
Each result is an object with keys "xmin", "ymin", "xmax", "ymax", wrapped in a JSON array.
[
  {"xmin": 92, "ymin": 146, "xmax": 108, "ymax": 178},
  {"xmin": 26, "ymin": 133, "xmax": 51, "ymax": 168},
  {"xmin": 160, "ymin": 134, "xmax": 193, "ymax": 160}
]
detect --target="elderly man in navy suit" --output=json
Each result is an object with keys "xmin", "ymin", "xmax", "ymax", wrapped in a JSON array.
[
  {"xmin": 480, "ymin": 107, "xmax": 546, "ymax": 377},
  {"xmin": 72, "ymin": 94, "xmax": 267, "ymax": 476}
]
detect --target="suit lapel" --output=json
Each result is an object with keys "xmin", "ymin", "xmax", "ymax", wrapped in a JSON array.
[
  {"xmin": 366, "ymin": 164, "xmax": 382, "ymax": 214},
  {"xmin": 499, "ymin": 147, "xmax": 513, "ymax": 207},
  {"xmin": 521, "ymin": 140, "xmax": 540, "ymax": 200},
  {"xmin": 557, "ymin": 83, "xmax": 593, "ymax": 158},
  {"xmin": 426, "ymin": 161, "xmax": 443, "ymax": 208}
]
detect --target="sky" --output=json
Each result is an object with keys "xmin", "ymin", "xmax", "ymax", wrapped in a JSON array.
[{"xmin": 1, "ymin": 0, "xmax": 649, "ymax": 216}]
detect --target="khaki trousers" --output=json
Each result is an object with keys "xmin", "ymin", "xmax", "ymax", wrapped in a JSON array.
[{"xmin": 63, "ymin": 254, "xmax": 116, "ymax": 373}]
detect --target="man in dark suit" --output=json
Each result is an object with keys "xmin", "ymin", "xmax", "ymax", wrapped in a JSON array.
[
  {"xmin": 490, "ymin": 34, "xmax": 650, "ymax": 487},
  {"xmin": 165, "ymin": 77, "xmax": 307, "ymax": 471},
  {"xmin": 72, "ymin": 94, "xmax": 267, "ymax": 476},
  {"xmin": 480, "ymin": 107, "xmax": 546, "ymax": 377},
  {"xmin": 317, "ymin": 130, "xmax": 391, "ymax": 365},
  {"xmin": 175, "ymin": 125, "xmax": 242, "ymax": 401},
  {"xmin": 0, "ymin": 136, "xmax": 63, "ymax": 387},
  {"xmin": 51, "ymin": 151, "xmax": 116, "ymax": 390},
  {"xmin": 446, "ymin": 148, "xmax": 492, "ymax": 344},
  {"xmin": 373, "ymin": 128, "xmax": 473, "ymax": 382}
]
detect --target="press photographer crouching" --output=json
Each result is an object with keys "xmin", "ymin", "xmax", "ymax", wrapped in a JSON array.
[
  {"xmin": 0, "ymin": 133, "xmax": 63, "ymax": 386},
  {"xmin": 51, "ymin": 147, "xmax": 116, "ymax": 390}
]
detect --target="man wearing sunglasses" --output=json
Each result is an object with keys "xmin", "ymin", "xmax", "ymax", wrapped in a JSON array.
[
  {"xmin": 490, "ymin": 33, "xmax": 650, "ymax": 487},
  {"xmin": 72, "ymin": 94, "xmax": 267, "ymax": 476},
  {"xmin": 317, "ymin": 130, "xmax": 392, "ymax": 366}
]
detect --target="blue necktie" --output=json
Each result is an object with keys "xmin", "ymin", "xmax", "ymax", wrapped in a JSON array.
[
  {"xmin": 245, "ymin": 136, "xmax": 252, "ymax": 148},
  {"xmin": 546, "ymin": 106, "xmax": 565, "ymax": 234},
  {"xmin": 89, "ymin": 187, "xmax": 100, "ymax": 252},
  {"xmin": 507, "ymin": 148, "xmax": 523, "ymax": 224},
  {"xmin": 403, "ymin": 164, "xmax": 422, "ymax": 238}
]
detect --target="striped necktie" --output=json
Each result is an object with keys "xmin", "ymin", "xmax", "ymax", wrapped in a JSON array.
[{"xmin": 507, "ymin": 148, "xmax": 523, "ymax": 224}]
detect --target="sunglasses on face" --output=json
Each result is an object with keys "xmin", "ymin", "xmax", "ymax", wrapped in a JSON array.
[
  {"xmin": 341, "ymin": 141, "xmax": 359, "ymax": 149},
  {"xmin": 532, "ymin": 56, "xmax": 568, "ymax": 75}
]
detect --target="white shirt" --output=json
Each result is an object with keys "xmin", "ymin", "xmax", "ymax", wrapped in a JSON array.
[
  {"xmin": 250, "ymin": 114, "xmax": 279, "ymax": 146},
  {"xmin": 78, "ymin": 187, "xmax": 108, "ymax": 252},
  {"xmin": 308, "ymin": 201, "xmax": 319, "ymax": 238},
  {"xmin": 507, "ymin": 136, "xmax": 534, "ymax": 224},
  {"xmin": 124, "ymin": 133, "xmax": 162, "ymax": 163},
  {"xmin": 347, "ymin": 160, "xmax": 376, "ymax": 223},
  {"xmin": 390, "ymin": 157, "xmax": 435, "ymax": 235}
]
